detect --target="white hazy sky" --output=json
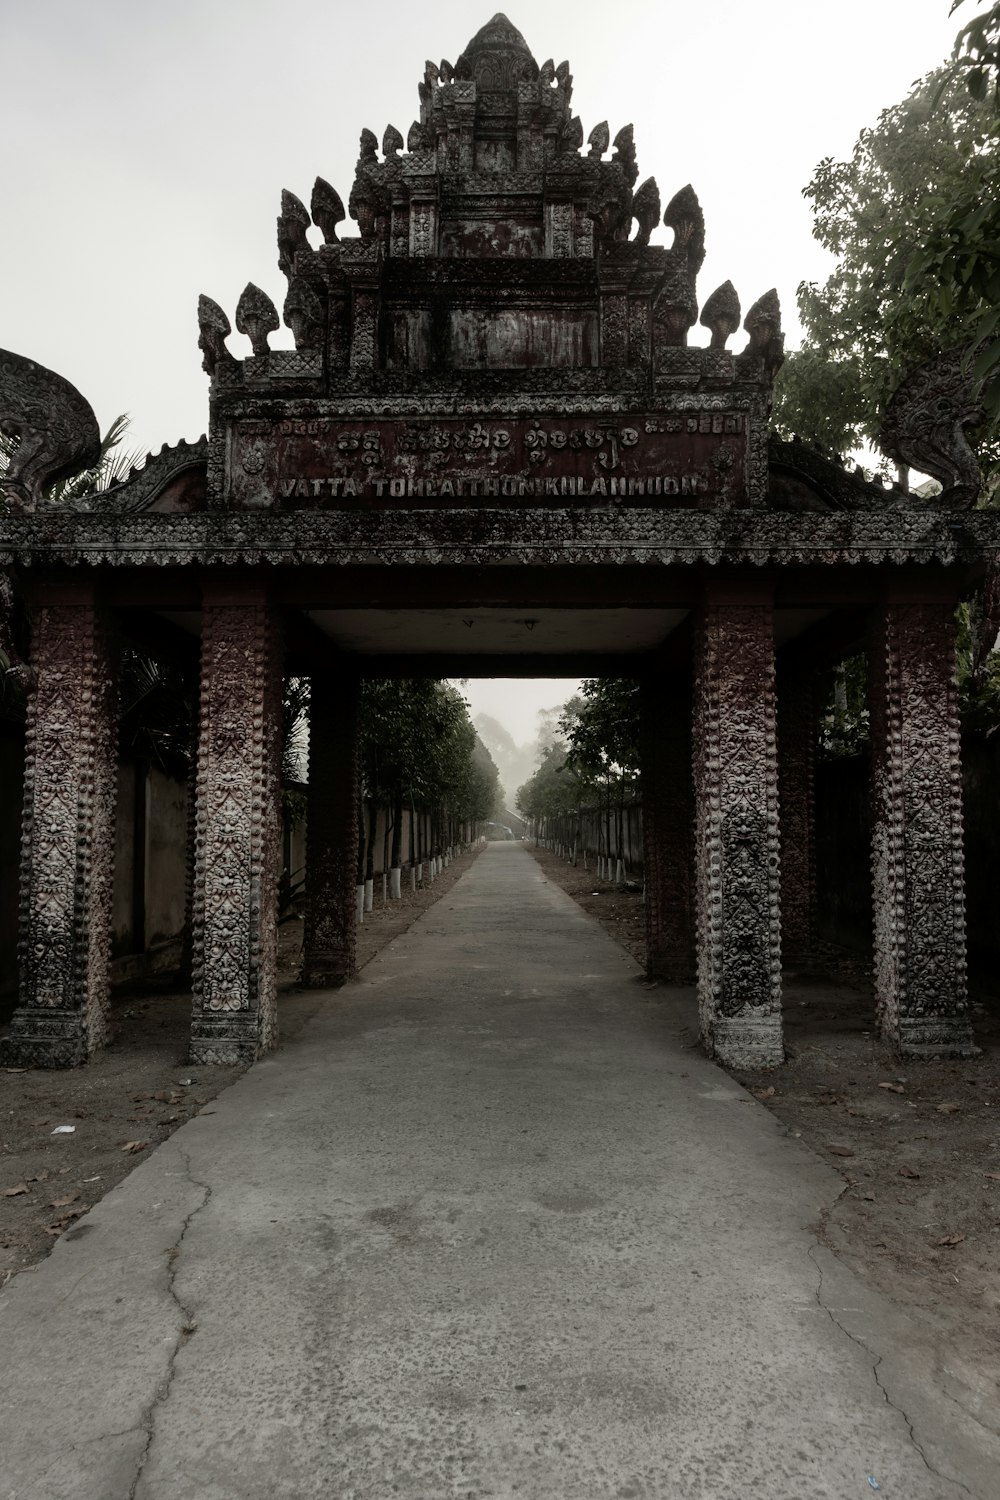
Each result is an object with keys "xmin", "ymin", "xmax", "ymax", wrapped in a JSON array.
[{"xmin": 1, "ymin": 0, "xmax": 971, "ymax": 741}]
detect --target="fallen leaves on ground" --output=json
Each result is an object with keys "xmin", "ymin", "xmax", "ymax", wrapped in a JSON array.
[
  {"xmin": 937, "ymin": 1233, "xmax": 966, "ymax": 1247},
  {"xmin": 121, "ymin": 1140, "xmax": 148, "ymax": 1154},
  {"xmin": 4, "ymin": 1184, "xmax": 29, "ymax": 1198},
  {"xmin": 935, "ymin": 1102, "xmax": 961, "ymax": 1114},
  {"xmin": 753, "ymin": 1086, "xmax": 775, "ymax": 1100},
  {"xmin": 827, "ymin": 1144, "xmax": 855, "ymax": 1157},
  {"xmin": 878, "ymin": 1082, "xmax": 905, "ymax": 1094},
  {"xmin": 898, "ymin": 1165, "xmax": 921, "ymax": 1179},
  {"xmin": 50, "ymin": 1192, "xmax": 79, "ymax": 1209}
]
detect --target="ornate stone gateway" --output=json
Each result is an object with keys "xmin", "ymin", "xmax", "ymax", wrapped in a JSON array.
[{"xmin": 1, "ymin": 15, "xmax": 994, "ymax": 1069}]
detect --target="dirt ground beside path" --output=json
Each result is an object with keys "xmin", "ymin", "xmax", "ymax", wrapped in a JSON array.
[
  {"xmin": 0, "ymin": 844, "xmax": 484, "ymax": 1288},
  {"xmin": 527, "ymin": 840, "xmax": 1000, "ymax": 1407}
]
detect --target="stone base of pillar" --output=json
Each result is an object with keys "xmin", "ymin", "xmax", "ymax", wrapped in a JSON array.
[
  {"xmin": 896, "ymin": 1016, "xmax": 978, "ymax": 1061},
  {"xmin": 301, "ymin": 951, "xmax": 353, "ymax": 989},
  {"xmin": 190, "ymin": 1014, "xmax": 264, "ymax": 1067},
  {"xmin": 1, "ymin": 1010, "xmax": 91, "ymax": 1069},
  {"xmin": 707, "ymin": 1013, "xmax": 785, "ymax": 1069}
]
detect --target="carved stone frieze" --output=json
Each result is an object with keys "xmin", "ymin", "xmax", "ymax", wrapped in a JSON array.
[
  {"xmin": 4, "ymin": 504, "xmax": 998, "ymax": 571},
  {"xmin": 693, "ymin": 592, "xmax": 783, "ymax": 1068},
  {"xmin": 189, "ymin": 591, "xmax": 283, "ymax": 1065},
  {"xmin": 870, "ymin": 596, "xmax": 976, "ymax": 1057},
  {"xmin": 1, "ymin": 586, "xmax": 117, "ymax": 1067}
]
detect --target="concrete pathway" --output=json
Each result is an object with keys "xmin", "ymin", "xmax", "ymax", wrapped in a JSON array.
[{"xmin": 1, "ymin": 844, "xmax": 996, "ymax": 1499}]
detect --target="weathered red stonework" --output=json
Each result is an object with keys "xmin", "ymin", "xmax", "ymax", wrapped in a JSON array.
[
  {"xmin": 693, "ymin": 590, "xmax": 783, "ymax": 1067},
  {"xmin": 777, "ymin": 665, "xmax": 817, "ymax": 968},
  {"xmin": 189, "ymin": 590, "xmax": 284, "ymax": 1065},
  {"xmin": 640, "ymin": 673, "xmax": 695, "ymax": 980},
  {"xmin": 2, "ymin": 584, "xmax": 117, "ymax": 1067},
  {"xmin": 870, "ymin": 593, "xmax": 975, "ymax": 1058},
  {"xmin": 1, "ymin": 14, "xmax": 996, "ymax": 1071},
  {"xmin": 302, "ymin": 672, "xmax": 360, "ymax": 987}
]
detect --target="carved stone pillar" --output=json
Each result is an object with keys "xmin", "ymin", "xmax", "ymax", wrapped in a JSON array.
[
  {"xmin": 777, "ymin": 662, "xmax": 817, "ymax": 968},
  {"xmin": 189, "ymin": 586, "xmax": 283, "ymax": 1065},
  {"xmin": 693, "ymin": 586, "xmax": 783, "ymax": 1067},
  {"xmin": 869, "ymin": 589, "xmax": 975, "ymax": 1057},
  {"xmin": 640, "ymin": 672, "xmax": 695, "ymax": 980},
  {"xmin": 3, "ymin": 582, "xmax": 118, "ymax": 1067},
  {"xmin": 302, "ymin": 671, "xmax": 360, "ymax": 988}
]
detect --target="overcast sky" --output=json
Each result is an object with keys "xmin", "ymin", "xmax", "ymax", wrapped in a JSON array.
[{"xmin": 1, "ymin": 0, "xmax": 971, "ymax": 742}]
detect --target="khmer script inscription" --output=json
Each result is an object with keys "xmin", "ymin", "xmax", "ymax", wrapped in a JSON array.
[{"xmin": 227, "ymin": 413, "xmax": 748, "ymax": 508}]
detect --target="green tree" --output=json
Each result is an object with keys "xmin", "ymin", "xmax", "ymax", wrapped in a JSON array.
[
  {"xmin": 514, "ymin": 742, "xmax": 582, "ymax": 825},
  {"xmin": 772, "ymin": 63, "xmax": 997, "ymax": 475},
  {"xmin": 905, "ymin": 1, "xmax": 1000, "ymax": 425}
]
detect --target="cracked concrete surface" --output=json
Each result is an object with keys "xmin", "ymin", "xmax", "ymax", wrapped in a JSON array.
[{"xmin": 1, "ymin": 844, "xmax": 997, "ymax": 1498}]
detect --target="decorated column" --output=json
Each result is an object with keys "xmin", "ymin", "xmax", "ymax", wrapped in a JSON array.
[
  {"xmin": 693, "ymin": 585, "xmax": 783, "ymax": 1067},
  {"xmin": 776, "ymin": 662, "xmax": 817, "ymax": 968},
  {"xmin": 302, "ymin": 671, "xmax": 361, "ymax": 988},
  {"xmin": 3, "ymin": 582, "xmax": 118, "ymax": 1067},
  {"xmin": 869, "ymin": 587, "xmax": 975, "ymax": 1057},
  {"xmin": 640, "ymin": 672, "xmax": 695, "ymax": 980},
  {"xmin": 189, "ymin": 585, "xmax": 283, "ymax": 1065}
]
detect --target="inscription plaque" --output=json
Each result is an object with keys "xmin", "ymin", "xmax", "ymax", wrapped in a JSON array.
[{"xmin": 227, "ymin": 412, "xmax": 749, "ymax": 509}]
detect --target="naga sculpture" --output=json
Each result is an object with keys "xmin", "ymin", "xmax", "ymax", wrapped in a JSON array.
[
  {"xmin": 0, "ymin": 348, "xmax": 102, "ymax": 511},
  {"xmin": 880, "ymin": 345, "xmax": 985, "ymax": 509}
]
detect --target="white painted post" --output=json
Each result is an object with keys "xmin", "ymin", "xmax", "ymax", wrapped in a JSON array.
[
  {"xmin": 364, "ymin": 877, "xmax": 374, "ymax": 912},
  {"xmin": 355, "ymin": 885, "xmax": 365, "ymax": 924},
  {"xmin": 390, "ymin": 866, "xmax": 402, "ymax": 899}
]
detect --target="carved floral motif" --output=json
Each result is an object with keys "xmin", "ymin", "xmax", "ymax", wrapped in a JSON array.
[
  {"xmin": 190, "ymin": 595, "xmax": 283, "ymax": 1065},
  {"xmin": 693, "ymin": 598, "xmax": 783, "ymax": 1068},
  {"xmin": 870, "ymin": 600, "xmax": 976, "ymax": 1057},
  {"xmin": 2, "ymin": 591, "xmax": 117, "ymax": 1067}
]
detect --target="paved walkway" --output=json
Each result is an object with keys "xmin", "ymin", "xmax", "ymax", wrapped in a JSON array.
[{"xmin": 1, "ymin": 844, "xmax": 996, "ymax": 1499}]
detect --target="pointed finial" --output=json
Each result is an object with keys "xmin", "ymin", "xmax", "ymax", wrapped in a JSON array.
[
  {"xmin": 277, "ymin": 189, "xmax": 311, "ymax": 278},
  {"xmin": 283, "ymin": 277, "xmax": 324, "ymax": 350},
  {"xmin": 311, "ymin": 177, "xmax": 345, "ymax": 244},
  {"xmin": 555, "ymin": 60, "xmax": 570, "ymax": 83},
  {"xmin": 539, "ymin": 58, "xmax": 555, "ymax": 84},
  {"xmin": 197, "ymin": 294, "xmax": 234, "ymax": 375},
  {"xmin": 587, "ymin": 121, "xmax": 609, "ymax": 158},
  {"xmin": 359, "ymin": 128, "xmax": 378, "ymax": 163},
  {"xmin": 383, "ymin": 124, "xmax": 404, "ymax": 159},
  {"xmin": 612, "ymin": 124, "xmax": 637, "ymax": 185},
  {"xmin": 744, "ymin": 289, "xmax": 781, "ymax": 347},
  {"xmin": 631, "ymin": 177, "xmax": 661, "ymax": 247},
  {"xmin": 700, "ymin": 282, "xmax": 741, "ymax": 348},
  {"xmin": 743, "ymin": 289, "xmax": 784, "ymax": 377},
  {"xmin": 235, "ymin": 283, "xmax": 280, "ymax": 358},
  {"xmin": 562, "ymin": 116, "xmax": 584, "ymax": 154},
  {"xmin": 407, "ymin": 120, "xmax": 424, "ymax": 152},
  {"xmin": 440, "ymin": 58, "xmax": 454, "ymax": 82},
  {"xmin": 664, "ymin": 184, "xmax": 705, "ymax": 271}
]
